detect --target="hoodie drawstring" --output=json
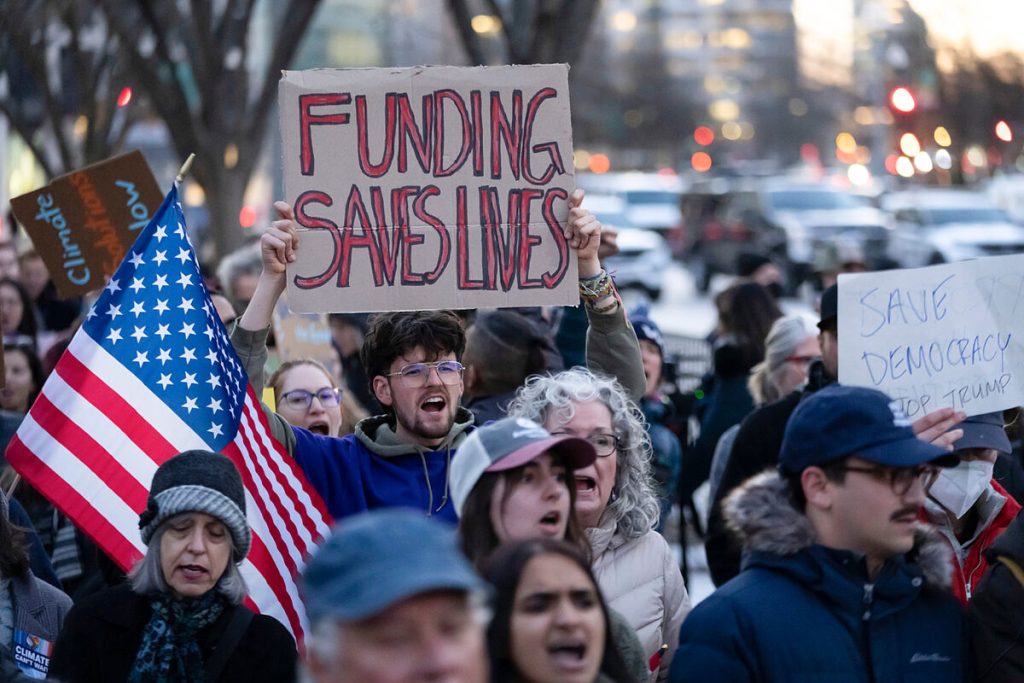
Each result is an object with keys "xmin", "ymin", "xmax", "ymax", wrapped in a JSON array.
[
  {"xmin": 435, "ymin": 443, "xmax": 452, "ymax": 513},
  {"xmin": 418, "ymin": 449, "xmax": 435, "ymax": 516}
]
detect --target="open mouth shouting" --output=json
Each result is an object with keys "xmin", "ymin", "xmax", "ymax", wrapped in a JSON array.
[
  {"xmin": 538, "ymin": 510, "xmax": 563, "ymax": 536},
  {"xmin": 306, "ymin": 419, "xmax": 331, "ymax": 436},
  {"xmin": 575, "ymin": 475, "xmax": 597, "ymax": 497},
  {"xmin": 420, "ymin": 395, "xmax": 448, "ymax": 413},
  {"xmin": 547, "ymin": 638, "xmax": 591, "ymax": 675}
]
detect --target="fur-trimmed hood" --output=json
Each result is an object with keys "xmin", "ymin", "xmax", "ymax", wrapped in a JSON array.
[{"xmin": 724, "ymin": 470, "xmax": 953, "ymax": 591}]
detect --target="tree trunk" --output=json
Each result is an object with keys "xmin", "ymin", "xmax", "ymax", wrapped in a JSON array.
[{"xmin": 198, "ymin": 169, "xmax": 250, "ymax": 265}]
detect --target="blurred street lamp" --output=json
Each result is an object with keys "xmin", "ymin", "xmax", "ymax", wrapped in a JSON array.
[
  {"xmin": 934, "ymin": 149, "xmax": 953, "ymax": 170},
  {"xmin": 848, "ymin": 164, "xmax": 871, "ymax": 186},
  {"xmin": 471, "ymin": 15, "xmax": 502, "ymax": 34},
  {"xmin": 836, "ymin": 132, "xmax": 857, "ymax": 154},
  {"xmin": 694, "ymin": 126, "xmax": 715, "ymax": 146},
  {"xmin": 895, "ymin": 156, "xmax": 915, "ymax": 178},
  {"xmin": 933, "ymin": 127, "xmax": 952, "ymax": 147},
  {"xmin": 589, "ymin": 153, "xmax": 611, "ymax": 174},
  {"xmin": 913, "ymin": 152, "xmax": 933, "ymax": 173},
  {"xmin": 691, "ymin": 152, "xmax": 713, "ymax": 173},
  {"xmin": 238, "ymin": 206, "xmax": 256, "ymax": 228},
  {"xmin": 609, "ymin": 10, "xmax": 637, "ymax": 32},
  {"xmin": 223, "ymin": 143, "xmax": 239, "ymax": 169},
  {"xmin": 721, "ymin": 121, "xmax": 742, "ymax": 140},
  {"xmin": 709, "ymin": 99, "xmax": 740, "ymax": 121},
  {"xmin": 889, "ymin": 87, "xmax": 916, "ymax": 114},
  {"xmin": 996, "ymin": 120, "xmax": 1013, "ymax": 142},
  {"xmin": 899, "ymin": 133, "xmax": 921, "ymax": 157}
]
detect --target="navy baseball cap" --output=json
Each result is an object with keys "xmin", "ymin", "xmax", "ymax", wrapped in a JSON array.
[
  {"xmin": 779, "ymin": 385, "xmax": 957, "ymax": 475},
  {"xmin": 301, "ymin": 509, "xmax": 486, "ymax": 622},
  {"xmin": 955, "ymin": 411, "xmax": 1012, "ymax": 455},
  {"xmin": 630, "ymin": 315, "xmax": 666, "ymax": 359}
]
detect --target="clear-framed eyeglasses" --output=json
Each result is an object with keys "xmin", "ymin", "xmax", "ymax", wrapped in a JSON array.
[
  {"xmin": 386, "ymin": 360, "xmax": 465, "ymax": 387},
  {"xmin": 278, "ymin": 387, "xmax": 341, "ymax": 412},
  {"xmin": 551, "ymin": 431, "xmax": 620, "ymax": 457}
]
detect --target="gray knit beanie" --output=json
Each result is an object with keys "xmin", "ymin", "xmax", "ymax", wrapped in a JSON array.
[{"xmin": 138, "ymin": 450, "xmax": 251, "ymax": 561}]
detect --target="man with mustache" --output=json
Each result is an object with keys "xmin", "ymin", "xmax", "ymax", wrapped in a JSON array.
[{"xmin": 671, "ymin": 385, "xmax": 968, "ymax": 683}]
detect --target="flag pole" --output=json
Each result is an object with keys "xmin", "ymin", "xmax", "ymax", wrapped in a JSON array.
[
  {"xmin": 175, "ymin": 153, "xmax": 196, "ymax": 184},
  {"xmin": 5, "ymin": 473, "xmax": 20, "ymax": 499}
]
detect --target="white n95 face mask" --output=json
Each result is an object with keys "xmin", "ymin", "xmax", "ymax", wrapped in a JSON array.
[{"xmin": 928, "ymin": 460, "xmax": 995, "ymax": 519}]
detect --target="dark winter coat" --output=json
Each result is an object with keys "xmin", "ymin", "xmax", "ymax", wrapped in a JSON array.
[
  {"xmin": 970, "ymin": 508, "xmax": 1024, "ymax": 681},
  {"xmin": 671, "ymin": 472, "xmax": 969, "ymax": 683},
  {"xmin": 47, "ymin": 584, "xmax": 297, "ymax": 683},
  {"xmin": 704, "ymin": 360, "xmax": 834, "ymax": 585}
]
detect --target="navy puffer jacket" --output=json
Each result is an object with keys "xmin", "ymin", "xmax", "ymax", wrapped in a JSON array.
[{"xmin": 671, "ymin": 472, "xmax": 969, "ymax": 683}]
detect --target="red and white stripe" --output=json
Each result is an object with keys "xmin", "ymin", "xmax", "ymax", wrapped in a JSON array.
[{"xmin": 6, "ymin": 330, "xmax": 332, "ymax": 641}]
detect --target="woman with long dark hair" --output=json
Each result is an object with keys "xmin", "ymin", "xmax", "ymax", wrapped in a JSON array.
[
  {"xmin": 449, "ymin": 416, "xmax": 595, "ymax": 568},
  {"xmin": 484, "ymin": 538, "xmax": 636, "ymax": 683}
]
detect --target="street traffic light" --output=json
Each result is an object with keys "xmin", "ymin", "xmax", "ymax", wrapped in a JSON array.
[{"xmin": 889, "ymin": 87, "xmax": 916, "ymax": 114}]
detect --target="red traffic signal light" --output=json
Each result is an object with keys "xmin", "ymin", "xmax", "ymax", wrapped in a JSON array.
[
  {"xmin": 889, "ymin": 87, "xmax": 916, "ymax": 114},
  {"xmin": 117, "ymin": 87, "xmax": 133, "ymax": 107}
]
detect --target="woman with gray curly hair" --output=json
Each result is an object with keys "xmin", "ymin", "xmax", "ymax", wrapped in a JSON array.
[{"xmin": 507, "ymin": 368, "xmax": 690, "ymax": 682}]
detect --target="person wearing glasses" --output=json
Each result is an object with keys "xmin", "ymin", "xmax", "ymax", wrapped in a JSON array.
[
  {"xmin": 671, "ymin": 385, "xmax": 968, "ymax": 683},
  {"xmin": 266, "ymin": 360, "xmax": 344, "ymax": 437},
  {"xmin": 507, "ymin": 368, "xmax": 689, "ymax": 682},
  {"xmin": 230, "ymin": 190, "xmax": 643, "ymax": 523}
]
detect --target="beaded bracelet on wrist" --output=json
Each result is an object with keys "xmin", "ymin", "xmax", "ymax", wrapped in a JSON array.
[{"xmin": 579, "ymin": 270, "xmax": 614, "ymax": 300}]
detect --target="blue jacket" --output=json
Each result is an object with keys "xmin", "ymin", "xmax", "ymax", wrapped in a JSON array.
[
  {"xmin": 288, "ymin": 410, "xmax": 474, "ymax": 523},
  {"xmin": 671, "ymin": 472, "xmax": 969, "ymax": 683}
]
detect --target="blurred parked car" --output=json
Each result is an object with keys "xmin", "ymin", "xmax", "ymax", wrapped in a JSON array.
[
  {"xmin": 985, "ymin": 174, "xmax": 1024, "ymax": 223},
  {"xmin": 883, "ymin": 189, "xmax": 1024, "ymax": 267},
  {"xmin": 688, "ymin": 181, "xmax": 891, "ymax": 292},
  {"xmin": 583, "ymin": 192, "xmax": 633, "ymax": 229},
  {"xmin": 603, "ymin": 227, "xmax": 671, "ymax": 300},
  {"xmin": 578, "ymin": 172, "xmax": 684, "ymax": 245}
]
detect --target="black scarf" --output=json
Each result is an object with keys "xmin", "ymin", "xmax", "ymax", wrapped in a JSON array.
[{"xmin": 128, "ymin": 590, "xmax": 226, "ymax": 683}]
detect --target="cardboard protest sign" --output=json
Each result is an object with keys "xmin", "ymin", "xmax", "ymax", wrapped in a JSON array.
[
  {"xmin": 278, "ymin": 65, "xmax": 577, "ymax": 313},
  {"xmin": 837, "ymin": 254, "xmax": 1024, "ymax": 418},
  {"xmin": 10, "ymin": 151, "xmax": 162, "ymax": 298},
  {"xmin": 271, "ymin": 297, "xmax": 342, "ymax": 382}
]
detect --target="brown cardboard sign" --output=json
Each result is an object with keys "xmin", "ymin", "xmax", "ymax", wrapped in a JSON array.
[
  {"xmin": 271, "ymin": 297, "xmax": 342, "ymax": 382},
  {"xmin": 278, "ymin": 65, "xmax": 577, "ymax": 313},
  {"xmin": 10, "ymin": 151, "xmax": 163, "ymax": 298}
]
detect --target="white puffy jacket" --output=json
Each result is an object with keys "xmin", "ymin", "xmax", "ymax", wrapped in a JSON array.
[{"xmin": 588, "ymin": 519, "xmax": 690, "ymax": 682}]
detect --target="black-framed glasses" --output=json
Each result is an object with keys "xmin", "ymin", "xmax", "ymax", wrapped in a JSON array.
[
  {"xmin": 551, "ymin": 431, "xmax": 619, "ymax": 458},
  {"xmin": 278, "ymin": 387, "xmax": 341, "ymax": 411},
  {"xmin": 386, "ymin": 361, "xmax": 464, "ymax": 387},
  {"xmin": 834, "ymin": 463, "xmax": 939, "ymax": 496}
]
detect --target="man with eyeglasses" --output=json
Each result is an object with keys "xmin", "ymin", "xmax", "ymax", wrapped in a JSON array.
[
  {"xmin": 672, "ymin": 384, "xmax": 968, "ymax": 683},
  {"xmin": 231, "ymin": 192, "xmax": 644, "ymax": 522}
]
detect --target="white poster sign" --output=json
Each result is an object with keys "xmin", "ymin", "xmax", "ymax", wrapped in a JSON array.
[{"xmin": 838, "ymin": 254, "xmax": 1024, "ymax": 418}]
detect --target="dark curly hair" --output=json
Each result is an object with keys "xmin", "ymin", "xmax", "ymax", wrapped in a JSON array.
[{"xmin": 360, "ymin": 310, "xmax": 465, "ymax": 412}]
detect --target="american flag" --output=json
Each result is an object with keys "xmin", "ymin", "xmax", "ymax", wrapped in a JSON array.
[{"xmin": 6, "ymin": 185, "xmax": 331, "ymax": 641}]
